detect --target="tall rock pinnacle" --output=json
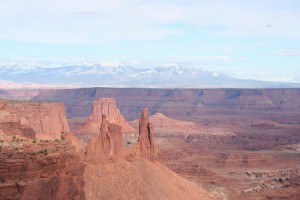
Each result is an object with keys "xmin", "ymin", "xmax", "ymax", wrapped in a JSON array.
[
  {"xmin": 86, "ymin": 113, "xmax": 123, "ymax": 162},
  {"xmin": 138, "ymin": 108, "xmax": 155, "ymax": 160}
]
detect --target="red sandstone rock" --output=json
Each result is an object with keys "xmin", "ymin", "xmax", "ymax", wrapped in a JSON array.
[
  {"xmin": 0, "ymin": 102, "xmax": 7, "ymax": 111},
  {"xmin": 4, "ymin": 101, "xmax": 70, "ymax": 139},
  {"xmin": 0, "ymin": 103, "xmax": 36, "ymax": 139},
  {"xmin": 138, "ymin": 108, "xmax": 155, "ymax": 160},
  {"xmin": 0, "ymin": 134, "xmax": 85, "ymax": 200},
  {"xmin": 81, "ymin": 98, "xmax": 134, "ymax": 134},
  {"xmin": 85, "ymin": 114, "xmax": 123, "ymax": 162}
]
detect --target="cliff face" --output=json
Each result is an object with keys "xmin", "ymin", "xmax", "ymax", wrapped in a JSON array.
[
  {"xmin": 0, "ymin": 101, "xmax": 36, "ymax": 139},
  {"xmin": 26, "ymin": 88, "xmax": 300, "ymax": 120},
  {"xmin": 80, "ymin": 98, "xmax": 134, "ymax": 134},
  {"xmin": 4, "ymin": 101, "xmax": 70, "ymax": 139},
  {"xmin": 0, "ymin": 135, "xmax": 85, "ymax": 200}
]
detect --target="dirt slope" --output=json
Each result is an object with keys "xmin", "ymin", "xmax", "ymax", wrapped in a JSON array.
[{"xmin": 84, "ymin": 158, "xmax": 214, "ymax": 200}]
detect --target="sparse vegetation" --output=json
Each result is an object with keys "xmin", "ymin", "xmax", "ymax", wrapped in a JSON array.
[
  {"xmin": 61, "ymin": 131, "xmax": 66, "ymax": 140},
  {"xmin": 30, "ymin": 152, "xmax": 37, "ymax": 156},
  {"xmin": 11, "ymin": 135, "xmax": 16, "ymax": 142},
  {"xmin": 32, "ymin": 139, "xmax": 36, "ymax": 143},
  {"xmin": 38, "ymin": 149, "xmax": 48, "ymax": 155}
]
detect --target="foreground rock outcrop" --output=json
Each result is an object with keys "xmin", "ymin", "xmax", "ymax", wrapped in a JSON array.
[
  {"xmin": 1, "ymin": 99, "xmax": 215, "ymax": 200},
  {"xmin": 80, "ymin": 98, "xmax": 134, "ymax": 134},
  {"xmin": 84, "ymin": 159, "xmax": 214, "ymax": 200},
  {"xmin": 0, "ymin": 134, "xmax": 85, "ymax": 200}
]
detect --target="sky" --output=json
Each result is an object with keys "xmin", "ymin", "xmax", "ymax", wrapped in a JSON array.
[{"xmin": 0, "ymin": 0, "xmax": 300, "ymax": 83}]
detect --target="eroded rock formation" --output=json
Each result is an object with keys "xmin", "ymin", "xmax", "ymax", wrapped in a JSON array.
[
  {"xmin": 0, "ymin": 134, "xmax": 85, "ymax": 200},
  {"xmin": 85, "ymin": 114, "xmax": 123, "ymax": 162},
  {"xmin": 4, "ymin": 101, "xmax": 70, "ymax": 139},
  {"xmin": 81, "ymin": 98, "xmax": 134, "ymax": 134},
  {"xmin": 138, "ymin": 108, "xmax": 155, "ymax": 160}
]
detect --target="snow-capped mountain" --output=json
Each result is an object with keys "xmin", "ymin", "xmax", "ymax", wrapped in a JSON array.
[{"xmin": 0, "ymin": 63, "xmax": 299, "ymax": 89}]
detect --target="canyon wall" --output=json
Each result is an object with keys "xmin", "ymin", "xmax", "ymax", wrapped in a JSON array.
[
  {"xmin": 4, "ymin": 101, "xmax": 70, "ymax": 139},
  {"xmin": 21, "ymin": 88, "xmax": 300, "ymax": 121}
]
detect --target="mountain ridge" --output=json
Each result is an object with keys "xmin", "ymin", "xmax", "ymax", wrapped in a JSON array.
[{"xmin": 0, "ymin": 63, "xmax": 299, "ymax": 88}]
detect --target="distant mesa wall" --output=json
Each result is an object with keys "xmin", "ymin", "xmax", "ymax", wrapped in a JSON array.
[
  {"xmin": 24, "ymin": 88, "xmax": 300, "ymax": 121},
  {"xmin": 80, "ymin": 98, "xmax": 135, "ymax": 134},
  {"xmin": 1, "ymin": 101, "xmax": 70, "ymax": 139}
]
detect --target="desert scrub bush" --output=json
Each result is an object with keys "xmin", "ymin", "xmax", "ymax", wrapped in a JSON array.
[
  {"xmin": 7, "ymin": 153, "xmax": 13, "ymax": 158},
  {"xmin": 11, "ymin": 135, "xmax": 16, "ymax": 142},
  {"xmin": 32, "ymin": 139, "xmax": 36, "ymax": 143},
  {"xmin": 38, "ymin": 149, "xmax": 48, "ymax": 155},
  {"xmin": 54, "ymin": 139, "xmax": 60, "ymax": 143},
  {"xmin": 30, "ymin": 152, "xmax": 37, "ymax": 156}
]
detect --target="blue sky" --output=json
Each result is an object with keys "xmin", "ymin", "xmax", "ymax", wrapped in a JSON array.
[{"xmin": 0, "ymin": 0, "xmax": 300, "ymax": 83}]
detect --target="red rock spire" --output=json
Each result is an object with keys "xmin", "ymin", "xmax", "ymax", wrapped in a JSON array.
[{"xmin": 138, "ymin": 108, "xmax": 155, "ymax": 160}]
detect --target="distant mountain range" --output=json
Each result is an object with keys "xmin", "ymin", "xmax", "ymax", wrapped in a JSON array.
[{"xmin": 0, "ymin": 63, "xmax": 299, "ymax": 88}]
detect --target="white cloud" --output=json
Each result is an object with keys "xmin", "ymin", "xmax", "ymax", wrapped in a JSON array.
[
  {"xmin": 273, "ymin": 48, "xmax": 300, "ymax": 56},
  {"xmin": 1, "ymin": 0, "xmax": 300, "ymax": 44}
]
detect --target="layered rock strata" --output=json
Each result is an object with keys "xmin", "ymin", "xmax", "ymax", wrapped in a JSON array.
[
  {"xmin": 0, "ymin": 101, "xmax": 36, "ymax": 139},
  {"xmin": 4, "ymin": 101, "xmax": 70, "ymax": 139},
  {"xmin": 81, "ymin": 98, "xmax": 134, "ymax": 134},
  {"xmin": 0, "ymin": 134, "xmax": 86, "ymax": 200}
]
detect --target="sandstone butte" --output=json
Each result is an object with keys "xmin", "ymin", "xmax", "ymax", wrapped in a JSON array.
[
  {"xmin": 80, "ymin": 98, "xmax": 135, "ymax": 134},
  {"xmin": 0, "ymin": 99, "xmax": 215, "ymax": 200}
]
